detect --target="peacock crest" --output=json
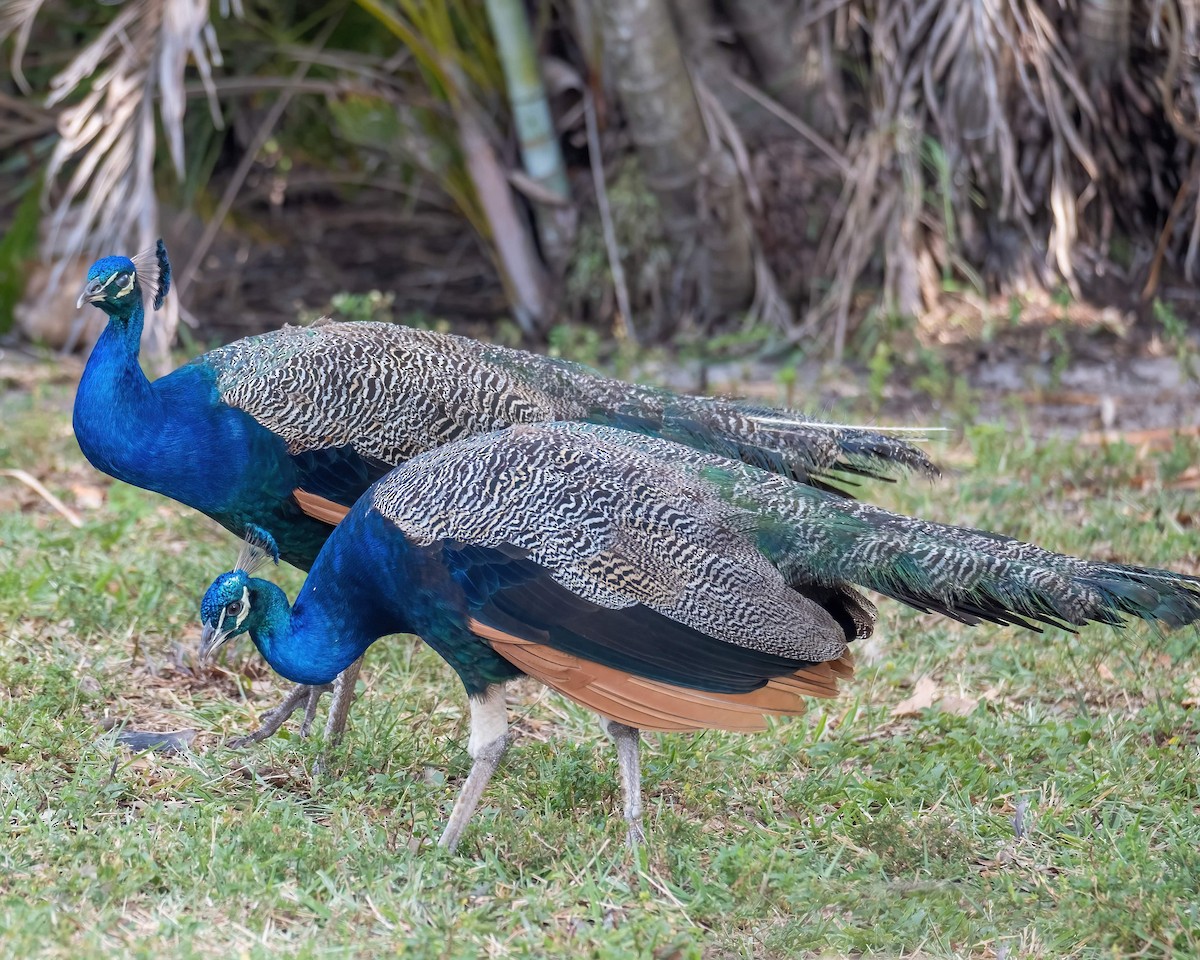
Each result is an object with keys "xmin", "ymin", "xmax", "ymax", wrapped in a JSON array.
[
  {"xmin": 131, "ymin": 239, "xmax": 171, "ymax": 310},
  {"xmin": 236, "ymin": 524, "xmax": 280, "ymax": 575}
]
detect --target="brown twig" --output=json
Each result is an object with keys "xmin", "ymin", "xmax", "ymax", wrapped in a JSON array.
[
  {"xmin": 584, "ymin": 90, "xmax": 636, "ymax": 344},
  {"xmin": 1142, "ymin": 153, "xmax": 1200, "ymax": 301},
  {"xmin": 722, "ymin": 70, "xmax": 849, "ymax": 177},
  {"xmin": 0, "ymin": 469, "xmax": 83, "ymax": 528}
]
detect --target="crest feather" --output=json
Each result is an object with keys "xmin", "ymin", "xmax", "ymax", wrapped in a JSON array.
[
  {"xmin": 236, "ymin": 524, "xmax": 280, "ymax": 575},
  {"xmin": 131, "ymin": 239, "xmax": 171, "ymax": 310}
]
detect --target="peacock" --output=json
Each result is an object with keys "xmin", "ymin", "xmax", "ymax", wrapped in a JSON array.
[
  {"xmin": 73, "ymin": 243, "xmax": 936, "ymax": 746},
  {"xmin": 197, "ymin": 421, "xmax": 1200, "ymax": 851}
]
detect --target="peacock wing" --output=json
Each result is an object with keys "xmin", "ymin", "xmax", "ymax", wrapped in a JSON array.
[
  {"xmin": 200, "ymin": 322, "xmax": 578, "ymax": 464},
  {"xmin": 368, "ymin": 423, "xmax": 856, "ymax": 730}
]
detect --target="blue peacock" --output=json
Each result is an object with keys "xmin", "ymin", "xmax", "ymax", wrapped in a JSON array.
[
  {"xmin": 198, "ymin": 421, "xmax": 1200, "ymax": 850},
  {"xmin": 73, "ymin": 243, "xmax": 937, "ymax": 745}
]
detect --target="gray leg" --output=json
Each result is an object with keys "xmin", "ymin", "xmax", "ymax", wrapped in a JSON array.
[
  {"xmin": 322, "ymin": 656, "xmax": 364, "ymax": 745},
  {"xmin": 225, "ymin": 655, "xmax": 365, "ymax": 748},
  {"xmin": 601, "ymin": 717, "xmax": 645, "ymax": 848},
  {"xmin": 226, "ymin": 682, "xmax": 332, "ymax": 748},
  {"xmin": 298, "ymin": 686, "xmax": 323, "ymax": 738},
  {"xmin": 438, "ymin": 686, "xmax": 510, "ymax": 853}
]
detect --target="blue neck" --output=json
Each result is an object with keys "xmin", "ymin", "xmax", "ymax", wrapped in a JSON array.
[
  {"xmin": 247, "ymin": 565, "xmax": 396, "ymax": 686},
  {"xmin": 245, "ymin": 509, "xmax": 522, "ymax": 691},
  {"xmin": 73, "ymin": 295, "xmax": 268, "ymax": 516},
  {"xmin": 75, "ymin": 297, "xmax": 159, "ymax": 459}
]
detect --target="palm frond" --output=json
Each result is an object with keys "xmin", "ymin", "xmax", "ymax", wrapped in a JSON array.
[
  {"xmin": 33, "ymin": 0, "xmax": 231, "ymax": 358},
  {"xmin": 0, "ymin": 0, "xmax": 46, "ymax": 95}
]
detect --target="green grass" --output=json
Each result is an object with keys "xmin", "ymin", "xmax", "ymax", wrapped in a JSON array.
[{"xmin": 2, "ymin": 368, "xmax": 1200, "ymax": 958}]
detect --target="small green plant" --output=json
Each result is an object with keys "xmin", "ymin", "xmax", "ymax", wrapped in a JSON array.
[
  {"xmin": 920, "ymin": 137, "xmax": 957, "ymax": 270},
  {"xmin": 912, "ymin": 345, "xmax": 953, "ymax": 400},
  {"xmin": 546, "ymin": 322, "xmax": 605, "ymax": 368},
  {"xmin": 1045, "ymin": 325, "xmax": 1072, "ymax": 387},
  {"xmin": 1153, "ymin": 297, "xmax": 1196, "ymax": 380},
  {"xmin": 774, "ymin": 364, "xmax": 798, "ymax": 407},
  {"xmin": 867, "ymin": 340, "xmax": 894, "ymax": 408},
  {"xmin": 329, "ymin": 290, "xmax": 396, "ymax": 324},
  {"xmin": 1155, "ymin": 435, "xmax": 1199, "ymax": 486}
]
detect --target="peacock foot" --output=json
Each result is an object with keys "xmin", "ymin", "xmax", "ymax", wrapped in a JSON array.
[
  {"xmin": 625, "ymin": 819, "xmax": 646, "ymax": 851},
  {"xmin": 226, "ymin": 682, "xmax": 331, "ymax": 748},
  {"xmin": 225, "ymin": 657, "xmax": 366, "ymax": 749}
]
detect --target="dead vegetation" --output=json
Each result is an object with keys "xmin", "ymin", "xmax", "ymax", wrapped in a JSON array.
[{"xmin": 1, "ymin": 1, "xmax": 1198, "ymax": 359}]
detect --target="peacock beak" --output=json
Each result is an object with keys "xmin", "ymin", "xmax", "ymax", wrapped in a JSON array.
[
  {"xmin": 76, "ymin": 279, "xmax": 106, "ymax": 309},
  {"xmin": 199, "ymin": 621, "xmax": 233, "ymax": 662}
]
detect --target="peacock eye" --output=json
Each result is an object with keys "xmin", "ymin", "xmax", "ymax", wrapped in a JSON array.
[
  {"xmin": 115, "ymin": 272, "xmax": 131, "ymax": 288},
  {"xmin": 227, "ymin": 600, "xmax": 243, "ymax": 615}
]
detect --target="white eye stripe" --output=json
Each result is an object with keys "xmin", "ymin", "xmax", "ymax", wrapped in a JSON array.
[
  {"xmin": 235, "ymin": 586, "xmax": 250, "ymax": 627},
  {"xmin": 98, "ymin": 271, "xmax": 136, "ymax": 298}
]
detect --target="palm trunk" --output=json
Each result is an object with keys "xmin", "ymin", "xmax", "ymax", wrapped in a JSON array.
[
  {"xmin": 484, "ymin": 0, "xmax": 574, "ymax": 269},
  {"xmin": 598, "ymin": 0, "xmax": 756, "ymax": 322}
]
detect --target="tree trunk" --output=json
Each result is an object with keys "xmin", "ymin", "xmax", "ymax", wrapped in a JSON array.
[
  {"xmin": 721, "ymin": 0, "xmax": 809, "ymax": 118},
  {"xmin": 598, "ymin": 0, "xmax": 756, "ymax": 322},
  {"xmin": 1080, "ymin": 0, "xmax": 1130, "ymax": 84}
]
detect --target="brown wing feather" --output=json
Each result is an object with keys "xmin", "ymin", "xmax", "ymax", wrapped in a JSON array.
[
  {"xmin": 468, "ymin": 618, "xmax": 851, "ymax": 733},
  {"xmin": 294, "ymin": 489, "xmax": 350, "ymax": 525}
]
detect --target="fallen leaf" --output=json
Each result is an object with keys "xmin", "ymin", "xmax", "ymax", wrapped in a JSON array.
[
  {"xmin": 892, "ymin": 676, "xmax": 938, "ymax": 717},
  {"xmin": 69, "ymin": 483, "xmax": 106, "ymax": 510},
  {"xmin": 1168, "ymin": 466, "xmax": 1200, "ymax": 491},
  {"xmin": 938, "ymin": 694, "xmax": 979, "ymax": 716},
  {"xmin": 110, "ymin": 728, "xmax": 198, "ymax": 755},
  {"xmin": 1097, "ymin": 663, "xmax": 1115, "ymax": 682}
]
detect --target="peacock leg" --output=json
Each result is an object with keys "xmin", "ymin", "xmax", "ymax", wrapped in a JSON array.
[
  {"xmin": 322, "ymin": 656, "xmax": 364, "ymax": 745},
  {"xmin": 226, "ymin": 682, "xmax": 331, "ymax": 748},
  {"xmin": 298, "ymin": 685, "xmax": 324, "ymax": 738},
  {"xmin": 438, "ymin": 686, "xmax": 510, "ymax": 852},
  {"xmin": 601, "ymin": 718, "xmax": 645, "ymax": 848}
]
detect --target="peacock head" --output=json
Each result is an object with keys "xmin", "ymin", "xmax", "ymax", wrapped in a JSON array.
[
  {"xmin": 77, "ymin": 240, "xmax": 171, "ymax": 317},
  {"xmin": 199, "ymin": 525, "xmax": 282, "ymax": 660}
]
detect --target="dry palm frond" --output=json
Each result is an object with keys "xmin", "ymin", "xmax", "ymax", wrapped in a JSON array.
[
  {"xmin": 0, "ymin": 89, "xmax": 56, "ymax": 155},
  {"xmin": 789, "ymin": 0, "xmax": 1199, "ymax": 346},
  {"xmin": 21, "ymin": 0, "xmax": 230, "ymax": 359},
  {"xmin": 0, "ymin": 0, "xmax": 46, "ymax": 95},
  {"xmin": 1081, "ymin": 0, "xmax": 1132, "ymax": 82}
]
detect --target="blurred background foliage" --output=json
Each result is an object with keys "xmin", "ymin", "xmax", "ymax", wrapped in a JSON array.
[{"xmin": 1, "ymin": 0, "xmax": 1198, "ymax": 365}]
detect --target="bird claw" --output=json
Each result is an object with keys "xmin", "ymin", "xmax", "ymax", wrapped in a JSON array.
[
  {"xmin": 625, "ymin": 821, "xmax": 646, "ymax": 851},
  {"xmin": 225, "ymin": 682, "xmax": 330, "ymax": 748},
  {"xmin": 298, "ymin": 685, "xmax": 328, "ymax": 739},
  {"xmin": 223, "ymin": 657, "xmax": 364, "ymax": 749}
]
